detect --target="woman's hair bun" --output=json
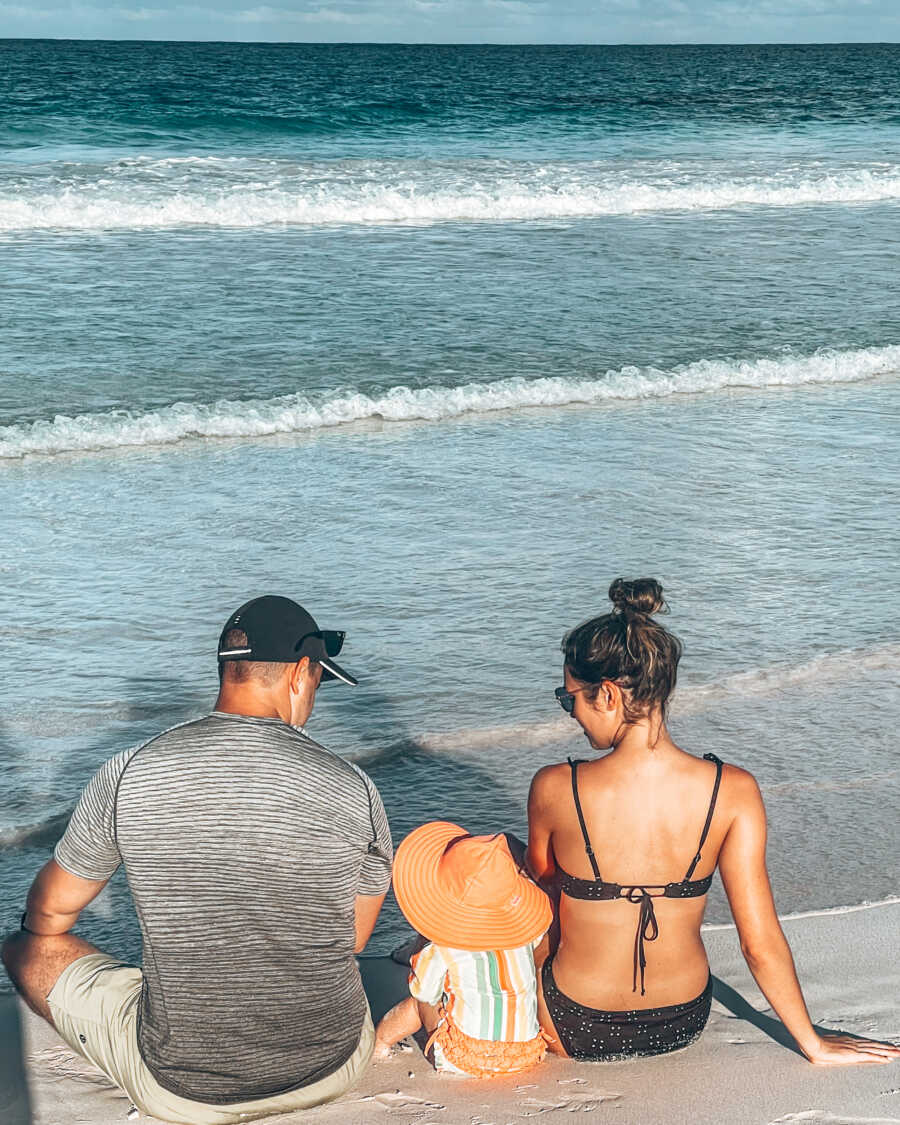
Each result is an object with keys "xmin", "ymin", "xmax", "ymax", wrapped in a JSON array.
[
  {"xmin": 564, "ymin": 577, "xmax": 681, "ymax": 720},
  {"xmin": 608, "ymin": 577, "xmax": 667, "ymax": 617}
]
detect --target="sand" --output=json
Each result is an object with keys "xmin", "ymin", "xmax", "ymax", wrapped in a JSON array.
[{"xmin": 4, "ymin": 899, "xmax": 898, "ymax": 1125}]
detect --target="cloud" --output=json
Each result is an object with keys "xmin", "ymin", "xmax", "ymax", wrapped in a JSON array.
[
  {"xmin": 227, "ymin": 4, "xmax": 356, "ymax": 22},
  {"xmin": 0, "ymin": 3, "xmax": 51, "ymax": 17},
  {"xmin": 120, "ymin": 6, "xmax": 165, "ymax": 18},
  {"xmin": 487, "ymin": 0, "xmax": 549, "ymax": 14},
  {"xmin": 0, "ymin": 2, "xmax": 166, "ymax": 23}
]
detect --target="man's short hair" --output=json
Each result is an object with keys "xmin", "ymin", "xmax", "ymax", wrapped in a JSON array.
[{"xmin": 218, "ymin": 629, "xmax": 287, "ymax": 686}]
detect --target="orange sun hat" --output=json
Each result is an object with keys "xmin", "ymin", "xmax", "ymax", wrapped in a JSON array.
[{"xmin": 391, "ymin": 822, "xmax": 552, "ymax": 951}]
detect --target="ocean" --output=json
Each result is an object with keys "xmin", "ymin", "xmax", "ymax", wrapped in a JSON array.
[{"xmin": 1, "ymin": 40, "xmax": 898, "ymax": 969}]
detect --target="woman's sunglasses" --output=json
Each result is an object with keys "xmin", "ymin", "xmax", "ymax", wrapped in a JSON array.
[{"xmin": 554, "ymin": 685, "xmax": 592, "ymax": 714}]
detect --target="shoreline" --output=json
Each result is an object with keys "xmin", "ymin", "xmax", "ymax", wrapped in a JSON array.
[
  {"xmin": 699, "ymin": 894, "xmax": 900, "ymax": 930},
  {"xmin": 9, "ymin": 899, "xmax": 899, "ymax": 1125}
]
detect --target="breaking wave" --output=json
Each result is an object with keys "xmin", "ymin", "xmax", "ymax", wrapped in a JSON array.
[
  {"xmin": 3, "ymin": 163, "xmax": 900, "ymax": 232},
  {"xmin": 0, "ymin": 812, "xmax": 71, "ymax": 851},
  {"xmin": 414, "ymin": 641, "xmax": 900, "ymax": 753},
  {"xmin": 2, "ymin": 345, "xmax": 899, "ymax": 459}
]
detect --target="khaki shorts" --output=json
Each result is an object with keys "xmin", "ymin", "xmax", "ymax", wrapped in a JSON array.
[{"xmin": 46, "ymin": 953, "xmax": 373, "ymax": 1125}]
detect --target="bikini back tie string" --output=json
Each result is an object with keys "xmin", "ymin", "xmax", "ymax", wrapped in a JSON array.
[{"xmin": 624, "ymin": 887, "xmax": 662, "ymax": 996}]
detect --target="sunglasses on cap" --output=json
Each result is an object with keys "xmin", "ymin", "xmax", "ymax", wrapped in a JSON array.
[{"xmin": 296, "ymin": 629, "xmax": 345, "ymax": 658}]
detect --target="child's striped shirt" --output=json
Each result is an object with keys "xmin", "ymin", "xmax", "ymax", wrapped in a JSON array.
[{"xmin": 409, "ymin": 941, "xmax": 541, "ymax": 1044}]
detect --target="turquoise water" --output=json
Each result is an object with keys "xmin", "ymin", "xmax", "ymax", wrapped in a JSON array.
[{"xmin": 1, "ymin": 42, "xmax": 899, "ymax": 966}]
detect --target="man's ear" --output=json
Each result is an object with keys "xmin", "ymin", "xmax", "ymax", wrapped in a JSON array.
[{"xmin": 289, "ymin": 656, "xmax": 311, "ymax": 694}]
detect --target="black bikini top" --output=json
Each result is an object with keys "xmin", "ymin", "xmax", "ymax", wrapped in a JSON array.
[{"xmin": 555, "ymin": 753, "xmax": 724, "ymax": 996}]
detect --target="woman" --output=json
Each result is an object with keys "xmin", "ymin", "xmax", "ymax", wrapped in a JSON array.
[{"xmin": 527, "ymin": 578, "xmax": 899, "ymax": 1065}]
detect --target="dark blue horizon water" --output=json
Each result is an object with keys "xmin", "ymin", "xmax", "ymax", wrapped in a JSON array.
[{"xmin": 4, "ymin": 41, "xmax": 900, "ymax": 160}]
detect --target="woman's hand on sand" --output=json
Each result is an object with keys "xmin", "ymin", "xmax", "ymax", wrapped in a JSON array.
[{"xmin": 803, "ymin": 1032, "xmax": 900, "ymax": 1065}]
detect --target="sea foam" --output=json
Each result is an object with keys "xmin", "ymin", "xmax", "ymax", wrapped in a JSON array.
[
  {"xmin": 413, "ymin": 641, "xmax": 900, "ymax": 754},
  {"xmin": 2, "ymin": 345, "xmax": 898, "ymax": 459},
  {"xmin": 3, "ymin": 164, "xmax": 900, "ymax": 231}
]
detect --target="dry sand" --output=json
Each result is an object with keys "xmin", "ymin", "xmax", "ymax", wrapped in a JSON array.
[{"xmin": 5, "ymin": 899, "xmax": 899, "ymax": 1125}]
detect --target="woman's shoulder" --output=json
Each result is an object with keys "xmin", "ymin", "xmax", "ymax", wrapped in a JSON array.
[
  {"xmin": 679, "ymin": 750, "xmax": 756, "ymax": 785},
  {"xmin": 713, "ymin": 757, "xmax": 761, "ymax": 794},
  {"xmin": 530, "ymin": 759, "xmax": 573, "ymax": 784},
  {"xmin": 527, "ymin": 760, "xmax": 573, "ymax": 804},
  {"xmin": 705, "ymin": 757, "xmax": 765, "ymax": 823}
]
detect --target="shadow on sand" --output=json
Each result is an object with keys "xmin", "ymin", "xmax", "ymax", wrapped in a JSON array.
[
  {"xmin": 361, "ymin": 970, "xmax": 857, "ymax": 1059},
  {"xmin": 712, "ymin": 976, "xmax": 862, "ymax": 1056},
  {"xmin": 0, "ymin": 995, "xmax": 32, "ymax": 1125}
]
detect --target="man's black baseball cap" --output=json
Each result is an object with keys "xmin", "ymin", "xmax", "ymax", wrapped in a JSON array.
[{"xmin": 217, "ymin": 595, "xmax": 357, "ymax": 686}]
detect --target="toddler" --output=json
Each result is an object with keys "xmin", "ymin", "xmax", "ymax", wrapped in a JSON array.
[{"xmin": 374, "ymin": 823, "xmax": 551, "ymax": 1078}]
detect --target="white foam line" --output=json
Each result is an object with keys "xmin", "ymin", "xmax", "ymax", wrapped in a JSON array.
[
  {"xmin": 4, "ymin": 168, "xmax": 900, "ymax": 231},
  {"xmin": 701, "ymin": 895, "xmax": 900, "ymax": 931},
  {"xmin": 419, "ymin": 640, "xmax": 900, "ymax": 753},
  {"xmin": 419, "ymin": 717, "xmax": 570, "ymax": 752},
  {"xmin": 3, "ymin": 344, "xmax": 899, "ymax": 460},
  {"xmin": 675, "ymin": 641, "xmax": 900, "ymax": 715}
]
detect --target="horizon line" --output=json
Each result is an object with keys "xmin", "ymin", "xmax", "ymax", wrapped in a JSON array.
[{"xmin": 2, "ymin": 36, "xmax": 899, "ymax": 47}]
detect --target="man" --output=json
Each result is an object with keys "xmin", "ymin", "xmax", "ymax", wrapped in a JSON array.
[{"xmin": 2, "ymin": 596, "xmax": 393, "ymax": 1124}]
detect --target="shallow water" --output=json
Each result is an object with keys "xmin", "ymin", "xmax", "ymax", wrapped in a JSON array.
[{"xmin": 3, "ymin": 381, "xmax": 899, "ymax": 957}]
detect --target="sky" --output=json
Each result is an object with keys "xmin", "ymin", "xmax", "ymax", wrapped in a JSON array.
[{"xmin": 1, "ymin": 0, "xmax": 899, "ymax": 44}]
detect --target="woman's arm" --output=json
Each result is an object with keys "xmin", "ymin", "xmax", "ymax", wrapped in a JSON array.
[
  {"xmin": 719, "ymin": 768, "xmax": 899, "ymax": 1065},
  {"xmin": 526, "ymin": 766, "xmax": 559, "ymax": 883}
]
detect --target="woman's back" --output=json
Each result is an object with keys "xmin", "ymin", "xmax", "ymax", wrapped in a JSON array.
[
  {"xmin": 528, "ymin": 578, "xmax": 900, "ymax": 1066},
  {"xmin": 536, "ymin": 745, "xmax": 732, "ymax": 1011}
]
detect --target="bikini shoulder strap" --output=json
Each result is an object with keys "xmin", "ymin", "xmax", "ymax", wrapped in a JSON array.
[
  {"xmin": 567, "ymin": 758, "xmax": 602, "ymax": 880},
  {"xmin": 683, "ymin": 754, "xmax": 724, "ymax": 881}
]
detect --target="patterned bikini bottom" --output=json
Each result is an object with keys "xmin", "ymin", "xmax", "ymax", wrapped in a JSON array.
[{"xmin": 541, "ymin": 957, "xmax": 712, "ymax": 1061}]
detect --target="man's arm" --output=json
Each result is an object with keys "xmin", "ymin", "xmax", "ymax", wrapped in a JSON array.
[
  {"xmin": 354, "ymin": 893, "xmax": 386, "ymax": 954},
  {"xmin": 23, "ymin": 859, "xmax": 109, "ymax": 936},
  {"xmin": 2, "ymin": 753, "xmax": 129, "ymax": 1023},
  {"xmin": 52, "ymin": 747, "xmax": 133, "ymax": 886},
  {"xmin": 352, "ymin": 767, "xmax": 393, "ymax": 954}
]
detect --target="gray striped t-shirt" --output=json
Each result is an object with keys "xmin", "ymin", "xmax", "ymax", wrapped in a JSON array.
[{"xmin": 54, "ymin": 711, "xmax": 392, "ymax": 1105}]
